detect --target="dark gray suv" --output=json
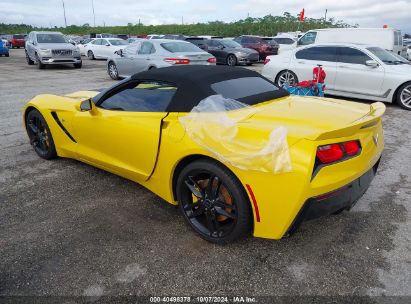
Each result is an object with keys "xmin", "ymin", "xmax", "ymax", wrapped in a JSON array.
[{"xmin": 25, "ymin": 31, "xmax": 82, "ymax": 69}]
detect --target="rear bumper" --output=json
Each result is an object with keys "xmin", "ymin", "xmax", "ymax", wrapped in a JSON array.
[{"xmin": 285, "ymin": 158, "xmax": 380, "ymax": 237}]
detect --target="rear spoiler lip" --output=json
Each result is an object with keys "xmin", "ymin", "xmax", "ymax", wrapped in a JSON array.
[{"xmin": 309, "ymin": 102, "xmax": 386, "ymax": 141}]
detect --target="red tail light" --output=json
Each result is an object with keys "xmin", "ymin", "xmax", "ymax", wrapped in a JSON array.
[
  {"xmin": 342, "ymin": 140, "xmax": 360, "ymax": 156},
  {"xmin": 316, "ymin": 140, "xmax": 361, "ymax": 164},
  {"xmin": 316, "ymin": 144, "xmax": 344, "ymax": 164},
  {"xmin": 207, "ymin": 57, "xmax": 216, "ymax": 63},
  {"xmin": 164, "ymin": 58, "xmax": 191, "ymax": 65},
  {"xmin": 264, "ymin": 58, "xmax": 271, "ymax": 65}
]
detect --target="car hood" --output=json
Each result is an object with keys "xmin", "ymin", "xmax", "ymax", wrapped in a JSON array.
[
  {"xmin": 384, "ymin": 63, "xmax": 411, "ymax": 74},
  {"xmin": 37, "ymin": 43, "xmax": 77, "ymax": 50}
]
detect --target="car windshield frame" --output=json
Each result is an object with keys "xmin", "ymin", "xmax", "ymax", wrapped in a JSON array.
[
  {"xmin": 367, "ymin": 47, "xmax": 408, "ymax": 65},
  {"xmin": 36, "ymin": 34, "xmax": 67, "ymax": 44},
  {"xmin": 160, "ymin": 42, "xmax": 203, "ymax": 53}
]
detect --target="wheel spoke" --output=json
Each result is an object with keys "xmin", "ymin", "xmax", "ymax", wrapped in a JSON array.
[
  {"xmin": 206, "ymin": 175, "xmax": 215, "ymax": 198},
  {"xmin": 205, "ymin": 213, "xmax": 220, "ymax": 236},
  {"xmin": 188, "ymin": 205, "xmax": 206, "ymax": 219},
  {"xmin": 28, "ymin": 122, "xmax": 38, "ymax": 134},
  {"xmin": 184, "ymin": 176, "xmax": 203, "ymax": 199},
  {"xmin": 214, "ymin": 206, "xmax": 235, "ymax": 219},
  {"xmin": 212, "ymin": 177, "xmax": 221, "ymax": 199},
  {"xmin": 30, "ymin": 135, "xmax": 38, "ymax": 146},
  {"xmin": 214, "ymin": 200, "xmax": 235, "ymax": 210},
  {"xmin": 38, "ymin": 138, "xmax": 47, "ymax": 151}
]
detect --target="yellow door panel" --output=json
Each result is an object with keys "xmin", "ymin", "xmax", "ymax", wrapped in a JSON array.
[{"xmin": 73, "ymin": 108, "xmax": 167, "ymax": 181}]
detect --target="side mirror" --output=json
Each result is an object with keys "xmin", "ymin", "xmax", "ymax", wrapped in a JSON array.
[
  {"xmin": 115, "ymin": 49, "xmax": 123, "ymax": 56},
  {"xmin": 80, "ymin": 99, "xmax": 93, "ymax": 111},
  {"xmin": 105, "ymin": 43, "xmax": 110, "ymax": 47},
  {"xmin": 365, "ymin": 60, "xmax": 379, "ymax": 68}
]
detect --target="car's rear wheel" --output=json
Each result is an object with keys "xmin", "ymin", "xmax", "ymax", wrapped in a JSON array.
[
  {"xmin": 26, "ymin": 51, "xmax": 34, "ymax": 65},
  {"xmin": 276, "ymin": 70, "xmax": 298, "ymax": 88},
  {"xmin": 74, "ymin": 62, "xmax": 82, "ymax": 69},
  {"xmin": 88, "ymin": 50, "xmax": 95, "ymax": 60},
  {"xmin": 108, "ymin": 61, "xmax": 119, "ymax": 79},
  {"xmin": 176, "ymin": 159, "xmax": 252, "ymax": 244},
  {"xmin": 5, "ymin": 53, "xmax": 9, "ymax": 57},
  {"xmin": 226, "ymin": 54, "xmax": 237, "ymax": 66},
  {"xmin": 26, "ymin": 109, "xmax": 57, "ymax": 160},
  {"xmin": 396, "ymin": 82, "xmax": 411, "ymax": 110}
]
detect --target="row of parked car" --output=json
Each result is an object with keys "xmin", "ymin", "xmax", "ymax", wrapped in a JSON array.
[{"xmin": 2, "ymin": 29, "xmax": 411, "ymax": 111}]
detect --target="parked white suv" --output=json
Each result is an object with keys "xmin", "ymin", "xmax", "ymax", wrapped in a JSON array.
[
  {"xmin": 262, "ymin": 43, "xmax": 411, "ymax": 110},
  {"xmin": 25, "ymin": 31, "xmax": 82, "ymax": 69}
]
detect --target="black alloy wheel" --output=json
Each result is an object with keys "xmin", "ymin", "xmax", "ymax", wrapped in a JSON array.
[
  {"xmin": 26, "ymin": 110, "xmax": 57, "ymax": 160},
  {"xmin": 176, "ymin": 159, "xmax": 252, "ymax": 244}
]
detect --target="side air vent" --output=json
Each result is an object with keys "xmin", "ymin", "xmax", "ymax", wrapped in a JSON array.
[{"xmin": 50, "ymin": 112, "xmax": 77, "ymax": 143}]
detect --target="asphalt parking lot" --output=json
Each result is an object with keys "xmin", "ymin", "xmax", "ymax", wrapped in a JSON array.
[{"xmin": 0, "ymin": 49, "xmax": 410, "ymax": 301}]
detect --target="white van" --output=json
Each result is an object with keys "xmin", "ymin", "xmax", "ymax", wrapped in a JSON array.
[{"xmin": 297, "ymin": 28, "xmax": 405, "ymax": 56}]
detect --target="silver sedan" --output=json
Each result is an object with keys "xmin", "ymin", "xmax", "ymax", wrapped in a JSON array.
[{"xmin": 106, "ymin": 39, "xmax": 216, "ymax": 80}]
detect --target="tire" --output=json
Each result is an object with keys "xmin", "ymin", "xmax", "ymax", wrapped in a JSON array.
[
  {"xmin": 88, "ymin": 50, "xmax": 95, "ymax": 60},
  {"xmin": 26, "ymin": 51, "xmax": 34, "ymax": 65},
  {"xmin": 276, "ymin": 70, "xmax": 298, "ymax": 88},
  {"xmin": 108, "ymin": 61, "xmax": 119, "ymax": 80},
  {"xmin": 148, "ymin": 66, "xmax": 156, "ymax": 70},
  {"xmin": 176, "ymin": 159, "xmax": 252, "ymax": 244},
  {"xmin": 395, "ymin": 82, "xmax": 411, "ymax": 110},
  {"xmin": 5, "ymin": 53, "xmax": 9, "ymax": 57},
  {"xmin": 74, "ymin": 61, "xmax": 82, "ymax": 69},
  {"xmin": 226, "ymin": 54, "xmax": 237, "ymax": 66},
  {"xmin": 25, "ymin": 109, "xmax": 57, "ymax": 160},
  {"xmin": 35, "ymin": 53, "xmax": 45, "ymax": 69}
]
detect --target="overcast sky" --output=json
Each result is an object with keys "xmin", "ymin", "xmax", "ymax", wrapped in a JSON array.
[{"xmin": 1, "ymin": 0, "xmax": 410, "ymax": 33}]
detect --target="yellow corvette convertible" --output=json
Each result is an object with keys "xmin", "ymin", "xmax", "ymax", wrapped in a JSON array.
[{"xmin": 23, "ymin": 66, "xmax": 385, "ymax": 243}]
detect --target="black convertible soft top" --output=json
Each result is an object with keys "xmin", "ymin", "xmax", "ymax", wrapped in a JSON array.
[{"xmin": 96, "ymin": 65, "xmax": 289, "ymax": 112}]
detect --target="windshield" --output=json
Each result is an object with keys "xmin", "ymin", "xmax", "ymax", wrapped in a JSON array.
[
  {"xmin": 273, "ymin": 37, "xmax": 295, "ymax": 45},
  {"xmin": 367, "ymin": 47, "xmax": 407, "ymax": 65},
  {"xmin": 14, "ymin": 35, "xmax": 25, "ymax": 39},
  {"xmin": 161, "ymin": 42, "xmax": 202, "ymax": 53},
  {"xmin": 219, "ymin": 39, "xmax": 242, "ymax": 48},
  {"xmin": 37, "ymin": 34, "xmax": 66, "ymax": 44},
  {"xmin": 109, "ymin": 39, "xmax": 128, "ymax": 46}
]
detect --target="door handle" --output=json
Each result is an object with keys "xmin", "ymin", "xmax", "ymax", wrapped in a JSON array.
[{"xmin": 338, "ymin": 65, "xmax": 349, "ymax": 68}]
